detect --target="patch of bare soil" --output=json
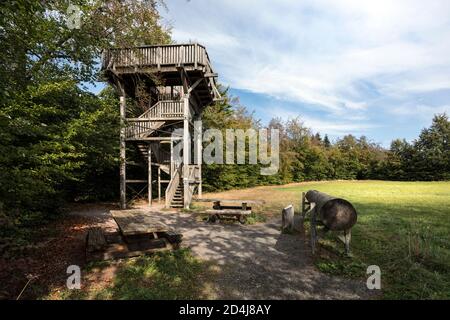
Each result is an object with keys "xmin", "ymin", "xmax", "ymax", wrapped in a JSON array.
[{"xmin": 0, "ymin": 203, "xmax": 117, "ymax": 300}]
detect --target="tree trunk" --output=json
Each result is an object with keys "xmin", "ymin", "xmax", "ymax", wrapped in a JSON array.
[{"xmin": 305, "ymin": 190, "xmax": 357, "ymax": 231}]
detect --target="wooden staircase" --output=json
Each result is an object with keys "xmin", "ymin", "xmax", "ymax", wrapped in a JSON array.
[
  {"xmin": 125, "ymin": 99, "xmax": 201, "ymax": 209},
  {"xmin": 135, "ymin": 142, "xmax": 171, "ymax": 175},
  {"xmin": 170, "ymin": 183, "xmax": 184, "ymax": 208},
  {"xmin": 125, "ymin": 100, "xmax": 184, "ymax": 141}
]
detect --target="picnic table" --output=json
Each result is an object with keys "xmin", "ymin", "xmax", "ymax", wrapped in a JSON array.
[
  {"xmin": 192, "ymin": 198, "xmax": 265, "ymax": 224},
  {"xmin": 84, "ymin": 210, "xmax": 183, "ymax": 261},
  {"xmin": 110, "ymin": 209, "xmax": 169, "ymax": 237}
]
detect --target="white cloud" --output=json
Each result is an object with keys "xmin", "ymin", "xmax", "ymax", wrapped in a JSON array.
[
  {"xmin": 164, "ymin": 0, "xmax": 450, "ymax": 121},
  {"xmin": 389, "ymin": 104, "xmax": 450, "ymax": 118},
  {"xmin": 265, "ymin": 106, "xmax": 376, "ymax": 136}
]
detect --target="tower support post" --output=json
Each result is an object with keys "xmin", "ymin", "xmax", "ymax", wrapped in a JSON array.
[
  {"xmin": 119, "ymin": 95, "xmax": 127, "ymax": 209},
  {"xmin": 158, "ymin": 166, "xmax": 161, "ymax": 203},
  {"xmin": 183, "ymin": 93, "xmax": 190, "ymax": 209},
  {"xmin": 195, "ymin": 118, "xmax": 203, "ymax": 198},
  {"xmin": 148, "ymin": 143, "xmax": 152, "ymax": 206}
]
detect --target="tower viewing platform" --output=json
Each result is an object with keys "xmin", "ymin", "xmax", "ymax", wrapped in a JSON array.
[{"xmin": 102, "ymin": 43, "xmax": 220, "ymax": 210}]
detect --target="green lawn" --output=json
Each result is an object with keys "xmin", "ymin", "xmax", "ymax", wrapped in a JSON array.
[{"xmin": 270, "ymin": 181, "xmax": 450, "ymax": 299}]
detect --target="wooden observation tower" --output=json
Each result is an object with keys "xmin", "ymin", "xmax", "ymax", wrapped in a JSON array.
[{"xmin": 102, "ymin": 44, "xmax": 220, "ymax": 209}]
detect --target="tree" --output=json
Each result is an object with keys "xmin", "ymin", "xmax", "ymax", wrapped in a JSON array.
[
  {"xmin": 0, "ymin": 0, "xmax": 171, "ymax": 230},
  {"xmin": 385, "ymin": 139, "xmax": 413, "ymax": 180},
  {"xmin": 1, "ymin": 0, "xmax": 170, "ymax": 102},
  {"xmin": 323, "ymin": 134, "xmax": 331, "ymax": 148},
  {"xmin": 413, "ymin": 114, "xmax": 450, "ymax": 180}
]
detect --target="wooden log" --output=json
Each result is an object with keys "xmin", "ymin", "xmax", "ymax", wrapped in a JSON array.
[
  {"xmin": 86, "ymin": 227, "xmax": 107, "ymax": 253},
  {"xmin": 281, "ymin": 205, "xmax": 295, "ymax": 232},
  {"xmin": 305, "ymin": 190, "xmax": 357, "ymax": 231}
]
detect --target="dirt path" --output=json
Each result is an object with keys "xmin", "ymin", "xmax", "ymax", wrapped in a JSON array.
[{"xmin": 71, "ymin": 204, "xmax": 372, "ymax": 300}]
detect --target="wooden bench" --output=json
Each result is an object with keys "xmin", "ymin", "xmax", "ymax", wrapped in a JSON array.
[
  {"xmin": 205, "ymin": 208, "xmax": 252, "ymax": 224},
  {"xmin": 193, "ymin": 199, "xmax": 265, "ymax": 224}
]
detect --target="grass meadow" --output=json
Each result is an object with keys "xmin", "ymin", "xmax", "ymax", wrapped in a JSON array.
[{"xmin": 207, "ymin": 180, "xmax": 450, "ymax": 299}]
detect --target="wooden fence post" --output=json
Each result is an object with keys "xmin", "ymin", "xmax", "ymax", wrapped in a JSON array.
[{"xmin": 282, "ymin": 205, "xmax": 295, "ymax": 232}]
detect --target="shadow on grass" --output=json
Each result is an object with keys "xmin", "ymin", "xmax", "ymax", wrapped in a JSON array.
[{"xmin": 60, "ymin": 249, "xmax": 216, "ymax": 300}]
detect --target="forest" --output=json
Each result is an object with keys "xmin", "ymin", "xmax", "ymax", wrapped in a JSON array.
[{"xmin": 0, "ymin": 0, "xmax": 449, "ymax": 238}]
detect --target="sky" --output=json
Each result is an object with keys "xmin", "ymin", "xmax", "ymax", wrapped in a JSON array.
[{"xmin": 157, "ymin": 0, "xmax": 450, "ymax": 146}]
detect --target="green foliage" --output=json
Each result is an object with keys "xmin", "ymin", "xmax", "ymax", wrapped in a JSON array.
[
  {"xmin": 0, "ymin": 0, "xmax": 171, "ymax": 230},
  {"xmin": 0, "ymin": 81, "xmax": 119, "ymax": 229},
  {"xmin": 0, "ymin": 0, "xmax": 171, "ymax": 99}
]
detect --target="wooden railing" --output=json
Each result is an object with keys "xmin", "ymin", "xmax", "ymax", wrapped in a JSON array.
[
  {"xmin": 184, "ymin": 184, "xmax": 196, "ymax": 209},
  {"xmin": 187, "ymin": 165, "xmax": 201, "ymax": 182},
  {"xmin": 165, "ymin": 164, "xmax": 181, "ymax": 208},
  {"xmin": 102, "ymin": 43, "xmax": 213, "ymax": 71},
  {"xmin": 125, "ymin": 100, "xmax": 184, "ymax": 139},
  {"xmin": 183, "ymin": 165, "xmax": 201, "ymax": 208},
  {"xmin": 157, "ymin": 93, "xmax": 180, "ymax": 101},
  {"xmin": 125, "ymin": 120, "xmax": 163, "ymax": 139},
  {"xmin": 138, "ymin": 100, "xmax": 184, "ymax": 119}
]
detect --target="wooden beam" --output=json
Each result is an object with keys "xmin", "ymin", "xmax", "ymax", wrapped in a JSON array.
[
  {"xmin": 209, "ymin": 77, "xmax": 222, "ymax": 100},
  {"xmin": 158, "ymin": 167, "xmax": 161, "ymax": 203},
  {"xmin": 195, "ymin": 118, "xmax": 202, "ymax": 198},
  {"xmin": 188, "ymin": 78, "xmax": 203, "ymax": 94},
  {"xmin": 126, "ymin": 137, "xmax": 183, "ymax": 141},
  {"xmin": 183, "ymin": 93, "xmax": 190, "ymax": 209},
  {"xmin": 148, "ymin": 144, "xmax": 152, "ymax": 206},
  {"xmin": 178, "ymin": 66, "xmax": 189, "ymax": 94},
  {"xmin": 119, "ymin": 95, "xmax": 126, "ymax": 209},
  {"xmin": 126, "ymin": 117, "xmax": 183, "ymax": 122},
  {"xmin": 170, "ymin": 139, "xmax": 174, "ymax": 178}
]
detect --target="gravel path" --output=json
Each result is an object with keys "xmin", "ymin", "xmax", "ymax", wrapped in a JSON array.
[{"xmin": 71, "ymin": 205, "xmax": 373, "ymax": 299}]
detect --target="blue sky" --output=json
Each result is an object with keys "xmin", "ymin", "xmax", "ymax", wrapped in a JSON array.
[
  {"xmin": 92, "ymin": 1, "xmax": 450, "ymax": 147},
  {"xmin": 160, "ymin": 0, "xmax": 450, "ymax": 146}
]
